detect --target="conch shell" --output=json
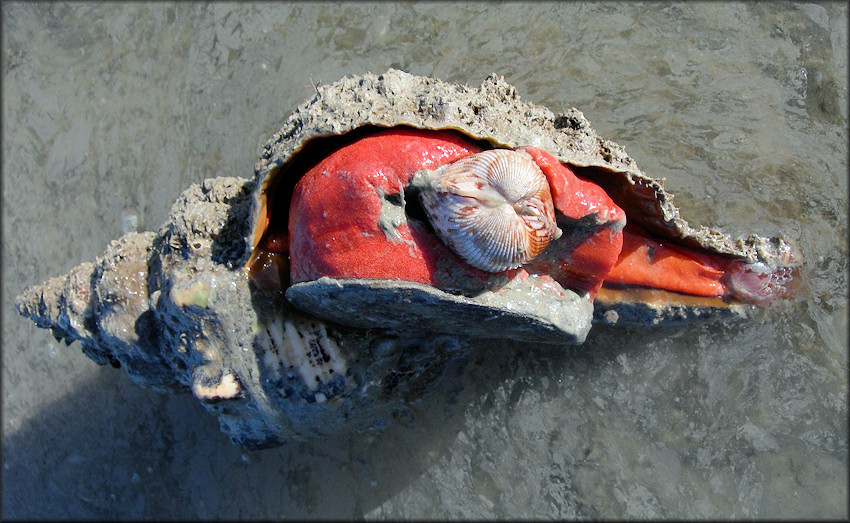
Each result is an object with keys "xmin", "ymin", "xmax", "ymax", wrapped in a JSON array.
[
  {"xmin": 15, "ymin": 70, "xmax": 800, "ymax": 448},
  {"xmin": 416, "ymin": 149, "xmax": 562, "ymax": 273}
]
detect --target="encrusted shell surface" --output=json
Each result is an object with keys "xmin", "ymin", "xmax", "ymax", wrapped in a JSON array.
[{"xmin": 418, "ymin": 149, "xmax": 561, "ymax": 272}]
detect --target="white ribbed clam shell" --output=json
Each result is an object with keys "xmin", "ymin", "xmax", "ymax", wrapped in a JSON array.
[{"xmin": 419, "ymin": 149, "xmax": 561, "ymax": 272}]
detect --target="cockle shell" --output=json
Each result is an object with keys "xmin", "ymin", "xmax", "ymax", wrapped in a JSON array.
[{"xmin": 417, "ymin": 149, "xmax": 562, "ymax": 273}]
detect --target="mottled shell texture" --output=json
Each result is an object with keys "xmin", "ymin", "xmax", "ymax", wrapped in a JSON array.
[{"xmin": 419, "ymin": 149, "xmax": 562, "ymax": 272}]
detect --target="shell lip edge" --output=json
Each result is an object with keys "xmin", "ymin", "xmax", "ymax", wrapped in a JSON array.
[{"xmin": 285, "ymin": 277, "xmax": 593, "ymax": 345}]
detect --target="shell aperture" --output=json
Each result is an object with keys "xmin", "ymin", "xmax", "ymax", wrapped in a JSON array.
[{"xmin": 418, "ymin": 149, "xmax": 562, "ymax": 273}]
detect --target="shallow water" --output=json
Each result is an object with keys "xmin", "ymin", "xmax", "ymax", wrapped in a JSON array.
[{"xmin": 2, "ymin": 2, "xmax": 847, "ymax": 519}]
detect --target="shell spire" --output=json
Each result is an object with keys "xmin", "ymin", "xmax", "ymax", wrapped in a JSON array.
[{"xmin": 418, "ymin": 149, "xmax": 562, "ymax": 272}]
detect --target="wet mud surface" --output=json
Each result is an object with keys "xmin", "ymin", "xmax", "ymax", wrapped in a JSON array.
[{"xmin": 3, "ymin": 2, "xmax": 847, "ymax": 519}]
